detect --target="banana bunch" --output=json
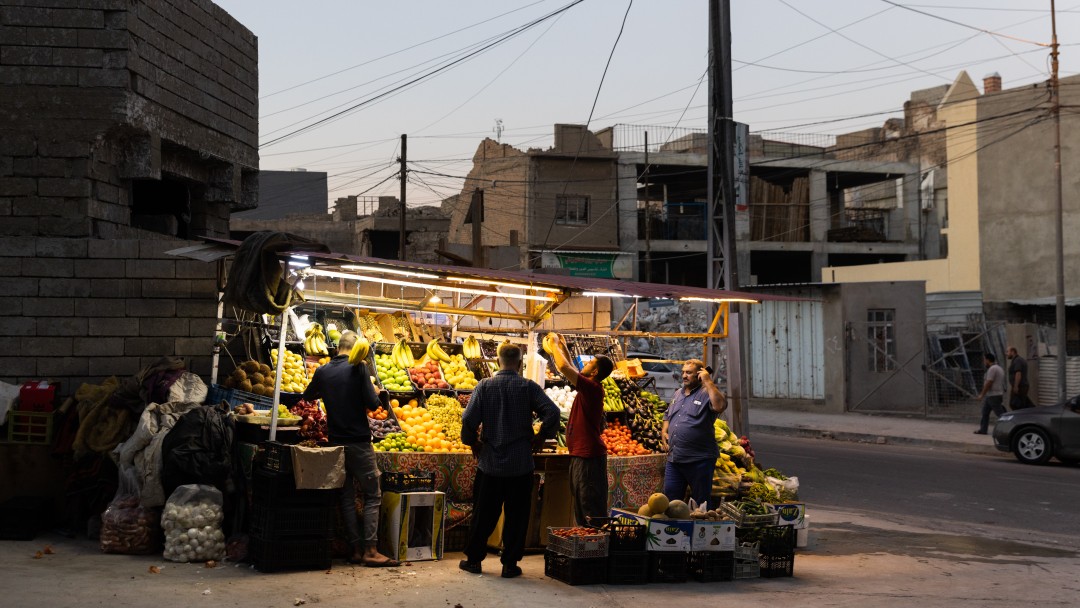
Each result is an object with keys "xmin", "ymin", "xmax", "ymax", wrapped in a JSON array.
[
  {"xmin": 304, "ymin": 322, "xmax": 329, "ymax": 356},
  {"xmin": 542, "ymin": 332, "xmax": 557, "ymax": 355},
  {"xmin": 462, "ymin": 336, "xmax": 482, "ymax": 359},
  {"xmin": 348, "ymin": 335, "xmax": 371, "ymax": 366},
  {"xmin": 391, "ymin": 338, "xmax": 415, "ymax": 368},
  {"xmin": 426, "ymin": 339, "xmax": 451, "ymax": 363}
]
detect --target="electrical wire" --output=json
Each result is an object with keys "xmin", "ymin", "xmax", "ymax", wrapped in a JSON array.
[{"xmin": 880, "ymin": 0, "xmax": 1051, "ymax": 47}]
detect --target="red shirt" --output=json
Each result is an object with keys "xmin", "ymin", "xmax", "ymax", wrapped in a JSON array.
[{"xmin": 566, "ymin": 375, "xmax": 606, "ymax": 458}]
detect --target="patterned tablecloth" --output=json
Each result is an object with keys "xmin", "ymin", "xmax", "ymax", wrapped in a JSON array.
[{"xmin": 374, "ymin": 452, "xmax": 667, "ymax": 507}]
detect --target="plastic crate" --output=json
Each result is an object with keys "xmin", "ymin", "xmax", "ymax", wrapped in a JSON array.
[
  {"xmin": 758, "ymin": 525, "xmax": 796, "ymax": 554},
  {"xmin": 249, "ymin": 535, "xmax": 332, "ymax": 572},
  {"xmin": 648, "ymin": 552, "xmax": 688, "ymax": 583},
  {"xmin": 689, "ymin": 550, "xmax": 735, "ymax": 582},
  {"xmin": 229, "ymin": 388, "xmax": 275, "ymax": 410},
  {"xmin": 249, "ymin": 504, "xmax": 335, "ymax": 540},
  {"xmin": 380, "ymin": 471, "xmax": 435, "ymax": 493},
  {"xmin": 256, "ymin": 441, "xmax": 293, "ymax": 474},
  {"xmin": 546, "ymin": 527, "xmax": 609, "ymax": 558},
  {"xmin": 588, "ymin": 517, "xmax": 648, "ymax": 552},
  {"xmin": 720, "ymin": 501, "xmax": 779, "ymax": 527},
  {"xmin": 606, "ymin": 550, "xmax": 649, "ymax": 585},
  {"xmin": 0, "ymin": 496, "xmax": 52, "ymax": 540},
  {"xmin": 734, "ymin": 559, "xmax": 760, "ymax": 579},
  {"xmin": 205, "ymin": 384, "xmax": 234, "ymax": 405},
  {"xmin": 759, "ymin": 552, "xmax": 794, "ymax": 578},
  {"xmin": 734, "ymin": 542, "xmax": 759, "ymax": 561},
  {"xmin": 6, "ymin": 410, "xmax": 53, "ymax": 445},
  {"xmin": 443, "ymin": 524, "xmax": 470, "ymax": 553},
  {"xmin": 543, "ymin": 550, "xmax": 607, "ymax": 585},
  {"xmin": 251, "ymin": 469, "xmax": 338, "ymax": 507}
]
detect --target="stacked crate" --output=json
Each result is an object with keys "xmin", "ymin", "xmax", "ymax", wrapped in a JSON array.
[
  {"xmin": 544, "ymin": 527, "xmax": 609, "ymax": 586},
  {"xmin": 248, "ymin": 442, "xmax": 338, "ymax": 572}
]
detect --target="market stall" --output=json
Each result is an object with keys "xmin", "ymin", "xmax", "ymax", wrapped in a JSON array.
[{"xmin": 168, "ymin": 235, "xmax": 804, "ymax": 573}]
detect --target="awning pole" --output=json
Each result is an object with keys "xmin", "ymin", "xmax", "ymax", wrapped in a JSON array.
[{"xmin": 269, "ymin": 305, "xmax": 291, "ymax": 442}]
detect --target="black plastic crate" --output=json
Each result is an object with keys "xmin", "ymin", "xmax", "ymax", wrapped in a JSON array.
[
  {"xmin": 649, "ymin": 552, "xmax": 688, "ymax": 583},
  {"xmin": 251, "ymin": 469, "xmax": 339, "ymax": 507},
  {"xmin": 249, "ymin": 535, "xmax": 332, "ymax": 572},
  {"xmin": 606, "ymin": 550, "xmax": 649, "ymax": 585},
  {"xmin": 544, "ymin": 550, "xmax": 607, "ymax": 586},
  {"xmin": 759, "ymin": 551, "xmax": 794, "ymax": 578},
  {"xmin": 589, "ymin": 517, "xmax": 648, "ymax": 552},
  {"xmin": 689, "ymin": 550, "xmax": 735, "ymax": 582},
  {"xmin": 758, "ymin": 525, "xmax": 796, "ymax": 554},
  {"xmin": 255, "ymin": 441, "xmax": 293, "ymax": 474},
  {"xmin": 249, "ymin": 503, "xmax": 335, "ymax": 540},
  {"xmin": 443, "ymin": 524, "xmax": 470, "ymax": 553},
  {"xmin": 380, "ymin": 471, "xmax": 435, "ymax": 493},
  {"xmin": 0, "ymin": 496, "xmax": 52, "ymax": 540}
]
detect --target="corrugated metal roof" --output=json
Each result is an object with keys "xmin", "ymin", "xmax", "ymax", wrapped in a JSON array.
[{"xmin": 185, "ymin": 237, "xmax": 805, "ymax": 302}]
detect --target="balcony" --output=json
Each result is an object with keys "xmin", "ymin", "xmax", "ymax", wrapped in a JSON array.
[{"xmin": 637, "ymin": 202, "xmax": 707, "ymax": 241}]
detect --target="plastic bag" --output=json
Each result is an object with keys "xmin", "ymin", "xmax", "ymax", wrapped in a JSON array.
[
  {"xmin": 765, "ymin": 475, "xmax": 800, "ymax": 501},
  {"xmin": 100, "ymin": 466, "xmax": 161, "ymax": 555},
  {"xmin": 161, "ymin": 484, "xmax": 226, "ymax": 563}
]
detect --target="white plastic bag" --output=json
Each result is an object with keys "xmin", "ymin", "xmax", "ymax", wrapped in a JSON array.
[
  {"xmin": 161, "ymin": 484, "xmax": 225, "ymax": 563},
  {"xmin": 765, "ymin": 475, "xmax": 799, "ymax": 501}
]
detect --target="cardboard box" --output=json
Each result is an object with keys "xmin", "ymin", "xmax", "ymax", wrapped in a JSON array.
[
  {"xmin": 611, "ymin": 508, "xmax": 693, "ymax": 552},
  {"xmin": 691, "ymin": 520, "xmax": 736, "ymax": 552},
  {"xmin": 379, "ymin": 491, "xmax": 446, "ymax": 562},
  {"xmin": 289, "ymin": 444, "xmax": 345, "ymax": 490},
  {"xmin": 768, "ymin": 503, "xmax": 806, "ymax": 527}
]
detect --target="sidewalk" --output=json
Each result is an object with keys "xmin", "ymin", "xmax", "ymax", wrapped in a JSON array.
[{"xmin": 749, "ymin": 406, "xmax": 1004, "ymax": 456}]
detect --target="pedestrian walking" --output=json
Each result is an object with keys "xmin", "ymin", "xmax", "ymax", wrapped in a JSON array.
[{"xmin": 974, "ymin": 353, "xmax": 1007, "ymax": 435}]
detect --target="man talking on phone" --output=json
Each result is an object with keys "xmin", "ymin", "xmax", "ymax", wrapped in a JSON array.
[{"xmin": 662, "ymin": 358, "xmax": 727, "ymax": 506}]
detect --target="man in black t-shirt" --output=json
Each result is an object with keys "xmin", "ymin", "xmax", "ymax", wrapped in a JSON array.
[
  {"xmin": 1006, "ymin": 346, "xmax": 1034, "ymax": 410},
  {"xmin": 303, "ymin": 331, "xmax": 399, "ymax": 567}
]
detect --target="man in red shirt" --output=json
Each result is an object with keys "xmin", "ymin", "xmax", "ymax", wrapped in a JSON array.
[{"xmin": 551, "ymin": 334, "xmax": 614, "ymax": 525}]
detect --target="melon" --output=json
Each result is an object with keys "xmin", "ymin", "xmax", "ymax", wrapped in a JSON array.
[
  {"xmin": 637, "ymin": 504, "xmax": 652, "ymax": 517},
  {"xmin": 647, "ymin": 492, "xmax": 670, "ymax": 515},
  {"xmin": 665, "ymin": 499, "xmax": 691, "ymax": 519}
]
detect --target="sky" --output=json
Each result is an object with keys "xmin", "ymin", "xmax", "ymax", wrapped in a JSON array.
[{"xmin": 212, "ymin": 0, "xmax": 1080, "ymax": 210}]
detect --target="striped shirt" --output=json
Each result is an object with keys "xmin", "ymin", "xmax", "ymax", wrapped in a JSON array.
[{"xmin": 461, "ymin": 370, "xmax": 560, "ymax": 477}]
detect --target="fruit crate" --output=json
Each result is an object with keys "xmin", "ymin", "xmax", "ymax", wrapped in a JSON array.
[
  {"xmin": 6, "ymin": 410, "xmax": 53, "ymax": 445},
  {"xmin": 249, "ymin": 535, "xmax": 332, "ymax": 572},
  {"xmin": 256, "ymin": 440, "xmax": 293, "ymax": 474},
  {"xmin": 734, "ymin": 541, "xmax": 759, "ymax": 561},
  {"xmin": 720, "ymin": 501, "xmax": 778, "ymax": 528},
  {"xmin": 734, "ymin": 559, "xmax": 760, "ymax": 579},
  {"xmin": 648, "ymin": 552, "xmax": 688, "ymax": 583},
  {"xmin": 249, "ymin": 503, "xmax": 335, "ymax": 540},
  {"xmin": 543, "ymin": 550, "xmax": 607, "ymax": 586},
  {"xmin": 689, "ymin": 550, "xmax": 735, "ymax": 582},
  {"xmin": 758, "ymin": 525, "xmax": 796, "ymax": 554},
  {"xmin": 251, "ymin": 469, "xmax": 339, "ymax": 508},
  {"xmin": 759, "ymin": 551, "xmax": 794, "ymax": 578},
  {"xmin": 546, "ymin": 527, "xmax": 610, "ymax": 558},
  {"xmin": 205, "ymin": 384, "xmax": 235, "ymax": 406},
  {"xmin": 0, "ymin": 496, "xmax": 53, "ymax": 540},
  {"xmin": 380, "ymin": 471, "xmax": 435, "ymax": 493},
  {"xmin": 606, "ymin": 550, "xmax": 649, "ymax": 584},
  {"xmin": 587, "ymin": 517, "xmax": 648, "ymax": 552},
  {"xmin": 371, "ymin": 342, "xmax": 426, "ymax": 394}
]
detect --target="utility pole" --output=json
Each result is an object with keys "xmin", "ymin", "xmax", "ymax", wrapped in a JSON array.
[
  {"xmin": 1051, "ymin": 0, "xmax": 1067, "ymax": 401},
  {"xmin": 644, "ymin": 131, "xmax": 651, "ymax": 282},
  {"xmin": 707, "ymin": 0, "xmax": 747, "ymax": 436},
  {"xmin": 398, "ymin": 133, "xmax": 407, "ymax": 261}
]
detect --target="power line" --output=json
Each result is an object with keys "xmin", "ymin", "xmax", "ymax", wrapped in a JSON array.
[{"xmin": 880, "ymin": 0, "xmax": 1051, "ymax": 47}]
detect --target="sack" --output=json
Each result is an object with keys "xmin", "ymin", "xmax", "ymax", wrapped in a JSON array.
[
  {"xmin": 161, "ymin": 484, "xmax": 226, "ymax": 563},
  {"xmin": 100, "ymin": 466, "xmax": 160, "ymax": 555},
  {"xmin": 160, "ymin": 404, "xmax": 234, "ymax": 498}
]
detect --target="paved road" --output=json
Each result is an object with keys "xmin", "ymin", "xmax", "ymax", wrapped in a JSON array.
[{"xmin": 753, "ymin": 434, "xmax": 1080, "ymax": 548}]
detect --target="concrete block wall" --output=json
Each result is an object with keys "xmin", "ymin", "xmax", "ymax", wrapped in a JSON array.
[{"xmin": 0, "ymin": 235, "xmax": 217, "ymax": 395}]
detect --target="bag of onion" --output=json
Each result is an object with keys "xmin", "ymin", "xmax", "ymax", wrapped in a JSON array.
[{"xmin": 161, "ymin": 484, "xmax": 226, "ymax": 563}]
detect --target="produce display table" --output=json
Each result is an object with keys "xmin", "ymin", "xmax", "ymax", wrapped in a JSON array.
[{"xmin": 374, "ymin": 451, "xmax": 477, "ymax": 502}]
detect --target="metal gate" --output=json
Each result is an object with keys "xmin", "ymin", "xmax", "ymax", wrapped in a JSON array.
[{"xmin": 748, "ymin": 300, "xmax": 824, "ymax": 400}]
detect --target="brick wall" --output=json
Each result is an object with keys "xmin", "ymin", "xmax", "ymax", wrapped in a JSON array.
[{"xmin": 0, "ymin": 234, "xmax": 217, "ymax": 393}]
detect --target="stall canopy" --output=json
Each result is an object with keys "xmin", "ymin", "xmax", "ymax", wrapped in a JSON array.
[{"xmin": 167, "ymin": 236, "xmax": 806, "ymax": 336}]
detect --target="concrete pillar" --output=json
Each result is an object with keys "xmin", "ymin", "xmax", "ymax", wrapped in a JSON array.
[
  {"xmin": 809, "ymin": 170, "xmax": 829, "ymax": 242},
  {"xmin": 616, "ymin": 160, "xmax": 641, "ymax": 280}
]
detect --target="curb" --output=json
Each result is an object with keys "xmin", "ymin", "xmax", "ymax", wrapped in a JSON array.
[{"xmin": 750, "ymin": 424, "xmax": 1004, "ymax": 456}]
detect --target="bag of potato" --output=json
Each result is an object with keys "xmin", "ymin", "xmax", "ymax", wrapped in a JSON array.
[{"xmin": 100, "ymin": 466, "xmax": 161, "ymax": 555}]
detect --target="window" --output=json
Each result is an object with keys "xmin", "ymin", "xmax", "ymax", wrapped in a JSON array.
[
  {"xmin": 555, "ymin": 195, "xmax": 589, "ymax": 226},
  {"xmin": 867, "ymin": 309, "xmax": 896, "ymax": 372}
]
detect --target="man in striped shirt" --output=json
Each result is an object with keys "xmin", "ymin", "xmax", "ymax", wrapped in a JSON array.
[{"xmin": 459, "ymin": 343, "xmax": 560, "ymax": 579}]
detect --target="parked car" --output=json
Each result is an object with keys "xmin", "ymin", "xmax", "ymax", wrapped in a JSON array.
[
  {"xmin": 992, "ymin": 394, "xmax": 1080, "ymax": 465},
  {"xmin": 626, "ymin": 351, "xmax": 683, "ymax": 397}
]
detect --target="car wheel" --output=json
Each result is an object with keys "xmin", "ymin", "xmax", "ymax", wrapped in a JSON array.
[{"xmin": 1012, "ymin": 427, "xmax": 1052, "ymax": 465}]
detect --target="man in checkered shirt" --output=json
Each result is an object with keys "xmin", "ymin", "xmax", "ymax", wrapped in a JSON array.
[{"xmin": 459, "ymin": 343, "xmax": 559, "ymax": 579}]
